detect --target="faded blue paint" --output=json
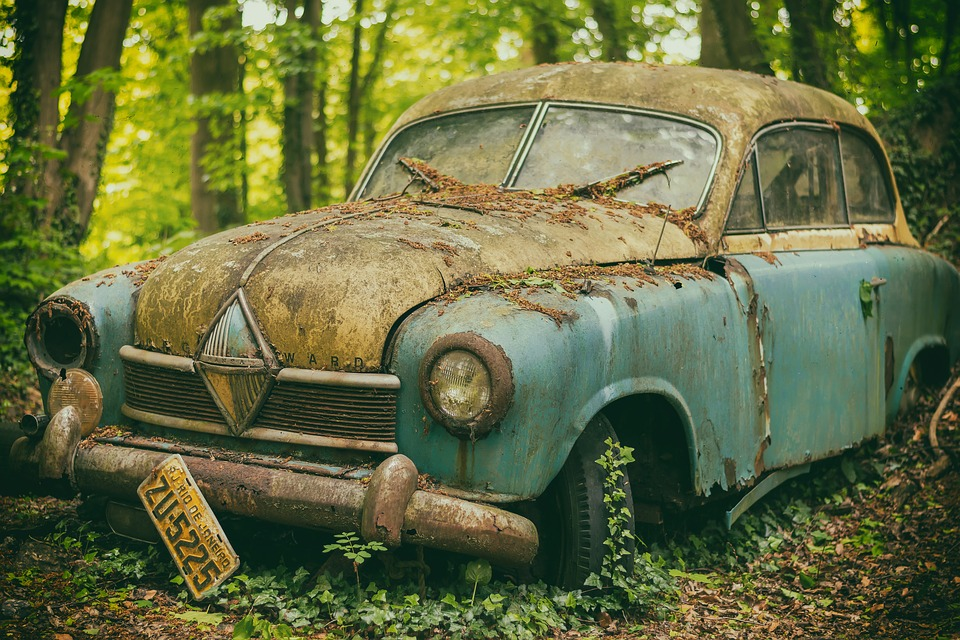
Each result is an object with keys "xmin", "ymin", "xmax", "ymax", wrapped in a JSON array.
[
  {"xmin": 41, "ymin": 264, "xmax": 147, "ymax": 425},
  {"xmin": 390, "ymin": 269, "xmax": 766, "ymax": 499},
  {"xmin": 389, "ymin": 245, "xmax": 960, "ymax": 502},
  {"xmin": 867, "ymin": 247, "xmax": 960, "ymax": 421},
  {"xmin": 728, "ymin": 250, "xmax": 886, "ymax": 469}
]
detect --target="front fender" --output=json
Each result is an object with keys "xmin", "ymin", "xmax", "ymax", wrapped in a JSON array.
[
  {"xmin": 388, "ymin": 268, "xmax": 762, "ymax": 500},
  {"xmin": 30, "ymin": 262, "xmax": 152, "ymax": 425}
]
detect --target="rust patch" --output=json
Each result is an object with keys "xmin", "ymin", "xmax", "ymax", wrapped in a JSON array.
[
  {"xmin": 752, "ymin": 251, "xmax": 780, "ymax": 266},
  {"xmin": 230, "ymin": 231, "xmax": 269, "ymax": 245},
  {"xmin": 121, "ymin": 256, "xmax": 168, "ymax": 287},
  {"xmin": 723, "ymin": 458, "xmax": 737, "ymax": 487},
  {"xmin": 397, "ymin": 237, "xmax": 429, "ymax": 250}
]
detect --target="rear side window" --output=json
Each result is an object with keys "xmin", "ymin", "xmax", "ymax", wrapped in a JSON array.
[
  {"xmin": 727, "ymin": 152, "xmax": 763, "ymax": 232},
  {"xmin": 725, "ymin": 124, "xmax": 900, "ymax": 235},
  {"xmin": 840, "ymin": 130, "xmax": 895, "ymax": 223},
  {"xmin": 756, "ymin": 128, "xmax": 845, "ymax": 229}
]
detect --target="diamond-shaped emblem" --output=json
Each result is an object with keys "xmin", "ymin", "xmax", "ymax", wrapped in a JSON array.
[{"xmin": 196, "ymin": 290, "xmax": 274, "ymax": 434}]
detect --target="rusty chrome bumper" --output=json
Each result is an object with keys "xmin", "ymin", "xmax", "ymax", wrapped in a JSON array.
[{"xmin": 1, "ymin": 409, "xmax": 538, "ymax": 567}]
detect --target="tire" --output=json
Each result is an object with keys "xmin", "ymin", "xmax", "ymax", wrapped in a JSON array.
[
  {"xmin": 535, "ymin": 414, "xmax": 635, "ymax": 588},
  {"xmin": 899, "ymin": 361, "xmax": 922, "ymax": 417}
]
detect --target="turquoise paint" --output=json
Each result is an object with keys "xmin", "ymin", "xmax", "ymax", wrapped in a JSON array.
[
  {"xmin": 390, "ymin": 269, "xmax": 765, "ymax": 499},
  {"xmin": 389, "ymin": 246, "xmax": 960, "ymax": 502},
  {"xmin": 43, "ymin": 263, "xmax": 146, "ymax": 425}
]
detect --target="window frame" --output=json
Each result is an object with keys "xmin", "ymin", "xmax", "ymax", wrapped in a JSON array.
[
  {"xmin": 353, "ymin": 101, "xmax": 723, "ymax": 218},
  {"xmin": 836, "ymin": 125, "xmax": 897, "ymax": 225},
  {"xmin": 724, "ymin": 121, "xmax": 899, "ymax": 236}
]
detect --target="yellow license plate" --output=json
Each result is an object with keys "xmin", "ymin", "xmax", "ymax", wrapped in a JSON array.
[{"xmin": 138, "ymin": 454, "xmax": 240, "ymax": 599}]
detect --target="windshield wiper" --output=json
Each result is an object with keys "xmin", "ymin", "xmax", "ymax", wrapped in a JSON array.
[
  {"xmin": 398, "ymin": 156, "xmax": 463, "ymax": 192},
  {"xmin": 572, "ymin": 159, "xmax": 683, "ymax": 199}
]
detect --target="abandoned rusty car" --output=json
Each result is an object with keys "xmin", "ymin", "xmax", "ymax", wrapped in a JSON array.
[{"xmin": 5, "ymin": 63, "xmax": 959, "ymax": 592}]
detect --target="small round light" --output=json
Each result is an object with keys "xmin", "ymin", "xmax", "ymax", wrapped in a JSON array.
[
  {"xmin": 429, "ymin": 350, "xmax": 492, "ymax": 422},
  {"xmin": 48, "ymin": 369, "xmax": 103, "ymax": 436}
]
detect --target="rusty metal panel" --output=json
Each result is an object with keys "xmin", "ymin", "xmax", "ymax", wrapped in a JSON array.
[
  {"xmin": 727, "ymin": 251, "xmax": 886, "ymax": 470},
  {"xmin": 865, "ymin": 247, "xmax": 960, "ymax": 422}
]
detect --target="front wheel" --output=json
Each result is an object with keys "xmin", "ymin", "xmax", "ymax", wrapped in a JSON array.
[{"xmin": 535, "ymin": 414, "xmax": 635, "ymax": 588}]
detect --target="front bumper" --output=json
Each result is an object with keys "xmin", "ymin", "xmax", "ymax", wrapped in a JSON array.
[{"xmin": 1, "ymin": 409, "xmax": 538, "ymax": 567}]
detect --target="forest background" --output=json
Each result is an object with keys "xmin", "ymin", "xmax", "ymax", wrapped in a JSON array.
[{"xmin": 0, "ymin": 0, "xmax": 958, "ymax": 391}]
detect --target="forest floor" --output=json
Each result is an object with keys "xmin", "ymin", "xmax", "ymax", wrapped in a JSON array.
[{"xmin": 0, "ymin": 373, "xmax": 958, "ymax": 640}]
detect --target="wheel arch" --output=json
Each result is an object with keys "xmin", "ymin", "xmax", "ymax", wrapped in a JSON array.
[
  {"xmin": 888, "ymin": 335, "xmax": 951, "ymax": 422},
  {"xmin": 575, "ymin": 378, "xmax": 701, "ymax": 512}
]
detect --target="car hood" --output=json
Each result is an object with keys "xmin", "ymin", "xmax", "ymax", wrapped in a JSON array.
[{"xmin": 135, "ymin": 187, "xmax": 703, "ymax": 370}]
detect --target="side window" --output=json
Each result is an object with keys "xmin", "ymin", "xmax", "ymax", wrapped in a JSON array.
[
  {"xmin": 726, "ymin": 150, "xmax": 763, "ymax": 232},
  {"xmin": 756, "ymin": 128, "xmax": 846, "ymax": 229},
  {"xmin": 840, "ymin": 130, "xmax": 895, "ymax": 223}
]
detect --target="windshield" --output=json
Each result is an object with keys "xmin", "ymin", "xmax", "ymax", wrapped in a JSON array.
[{"xmin": 358, "ymin": 104, "xmax": 719, "ymax": 210}]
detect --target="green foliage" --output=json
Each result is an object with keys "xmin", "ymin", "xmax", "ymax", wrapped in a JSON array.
[
  {"xmin": 322, "ymin": 531, "xmax": 387, "ymax": 598},
  {"xmin": 875, "ymin": 75, "xmax": 960, "ymax": 262},
  {"xmin": 585, "ymin": 437, "xmax": 675, "ymax": 614}
]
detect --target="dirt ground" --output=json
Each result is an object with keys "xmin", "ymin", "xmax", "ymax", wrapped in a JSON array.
[{"xmin": 0, "ymin": 380, "xmax": 958, "ymax": 639}]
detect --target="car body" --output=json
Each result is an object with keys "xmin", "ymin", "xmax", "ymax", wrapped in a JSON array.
[{"xmin": 6, "ymin": 63, "xmax": 959, "ymax": 588}]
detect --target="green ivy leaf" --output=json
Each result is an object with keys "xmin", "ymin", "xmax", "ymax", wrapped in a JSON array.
[
  {"xmin": 859, "ymin": 280, "xmax": 874, "ymax": 318},
  {"xmin": 465, "ymin": 559, "xmax": 492, "ymax": 587},
  {"xmin": 233, "ymin": 614, "xmax": 254, "ymax": 639}
]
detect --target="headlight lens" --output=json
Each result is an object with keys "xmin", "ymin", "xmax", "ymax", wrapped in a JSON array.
[
  {"xmin": 429, "ymin": 350, "xmax": 492, "ymax": 422},
  {"xmin": 419, "ymin": 333, "xmax": 514, "ymax": 440},
  {"xmin": 48, "ymin": 368, "xmax": 103, "ymax": 436},
  {"xmin": 26, "ymin": 297, "xmax": 98, "ymax": 380}
]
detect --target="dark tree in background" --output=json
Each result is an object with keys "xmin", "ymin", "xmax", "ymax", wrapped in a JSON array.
[
  {"xmin": 699, "ymin": 0, "xmax": 772, "ymax": 75},
  {"xmin": 281, "ymin": 0, "xmax": 321, "ymax": 213},
  {"xmin": 4, "ymin": 0, "xmax": 132, "ymax": 243},
  {"xmin": 189, "ymin": 0, "xmax": 243, "ymax": 233}
]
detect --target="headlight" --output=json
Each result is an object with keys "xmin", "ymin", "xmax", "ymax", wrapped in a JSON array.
[
  {"xmin": 26, "ymin": 297, "xmax": 99, "ymax": 380},
  {"xmin": 419, "ymin": 333, "xmax": 513, "ymax": 440},
  {"xmin": 48, "ymin": 368, "xmax": 103, "ymax": 436}
]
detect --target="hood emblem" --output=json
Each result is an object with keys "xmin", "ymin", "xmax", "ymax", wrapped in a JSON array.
[{"xmin": 196, "ymin": 289, "xmax": 275, "ymax": 434}]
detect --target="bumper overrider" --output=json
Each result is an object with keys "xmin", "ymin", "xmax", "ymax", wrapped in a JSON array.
[{"xmin": 1, "ymin": 407, "xmax": 539, "ymax": 567}]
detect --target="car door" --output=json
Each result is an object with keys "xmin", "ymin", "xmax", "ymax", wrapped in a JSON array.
[{"xmin": 720, "ymin": 124, "xmax": 886, "ymax": 470}]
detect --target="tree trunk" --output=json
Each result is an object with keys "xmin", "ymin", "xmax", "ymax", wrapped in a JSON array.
[
  {"xmin": 353, "ymin": 0, "xmax": 396, "ymax": 180},
  {"xmin": 526, "ymin": 4, "xmax": 560, "ymax": 64},
  {"xmin": 282, "ymin": 0, "xmax": 320, "ymax": 213},
  {"xmin": 315, "ymin": 76, "xmax": 331, "ymax": 203},
  {"xmin": 2, "ymin": 0, "xmax": 67, "ymax": 235},
  {"xmin": 590, "ymin": 0, "xmax": 626, "ymax": 61},
  {"xmin": 189, "ymin": 0, "xmax": 243, "ymax": 234},
  {"xmin": 44, "ymin": 0, "xmax": 133, "ymax": 244},
  {"xmin": 942, "ymin": 0, "xmax": 958, "ymax": 76},
  {"xmin": 699, "ymin": 0, "xmax": 773, "ymax": 76},
  {"xmin": 343, "ymin": 0, "xmax": 365, "ymax": 198},
  {"xmin": 783, "ymin": 0, "xmax": 831, "ymax": 89}
]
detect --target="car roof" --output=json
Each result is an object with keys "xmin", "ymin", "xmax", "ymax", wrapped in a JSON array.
[
  {"xmin": 391, "ymin": 63, "xmax": 874, "ymax": 140},
  {"xmin": 381, "ymin": 63, "xmax": 914, "ymax": 250}
]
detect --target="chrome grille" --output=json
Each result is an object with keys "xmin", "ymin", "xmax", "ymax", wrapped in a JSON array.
[
  {"xmin": 258, "ymin": 382, "xmax": 397, "ymax": 442},
  {"xmin": 122, "ymin": 359, "xmax": 398, "ymax": 443},
  {"xmin": 123, "ymin": 361, "xmax": 223, "ymax": 423}
]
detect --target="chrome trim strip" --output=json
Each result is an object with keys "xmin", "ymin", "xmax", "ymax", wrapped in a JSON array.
[
  {"xmin": 276, "ymin": 368, "xmax": 401, "ymax": 390},
  {"xmin": 119, "ymin": 345, "xmax": 195, "ymax": 373},
  {"xmin": 121, "ymin": 404, "xmax": 399, "ymax": 454}
]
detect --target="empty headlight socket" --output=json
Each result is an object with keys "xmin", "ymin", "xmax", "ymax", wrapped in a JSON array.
[{"xmin": 25, "ymin": 297, "xmax": 99, "ymax": 380}]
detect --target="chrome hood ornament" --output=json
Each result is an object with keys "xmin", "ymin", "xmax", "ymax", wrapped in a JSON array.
[{"xmin": 195, "ymin": 289, "xmax": 276, "ymax": 434}]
